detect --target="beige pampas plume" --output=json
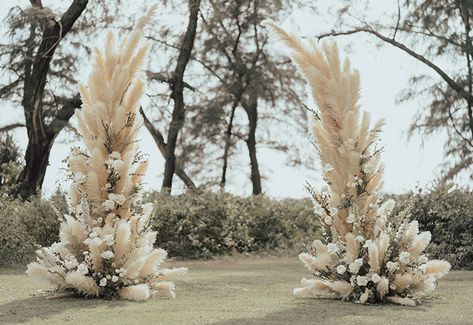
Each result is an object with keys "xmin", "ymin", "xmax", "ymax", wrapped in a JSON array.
[
  {"xmin": 263, "ymin": 20, "xmax": 450, "ymax": 305},
  {"xmin": 65, "ymin": 272, "xmax": 100, "ymax": 297},
  {"xmin": 26, "ymin": 5, "xmax": 186, "ymax": 301},
  {"xmin": 119, "ymin": 284, "xmax": 151, "ymax": 301}
]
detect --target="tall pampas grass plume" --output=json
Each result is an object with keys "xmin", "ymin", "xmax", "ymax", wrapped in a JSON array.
[
  {"xmin": 262, "ymin": 19, "xmax": 450, "ymax": 305},
  {"xmin": 26, "ymin": 6, "xmax": 187, "ymax": 301}
]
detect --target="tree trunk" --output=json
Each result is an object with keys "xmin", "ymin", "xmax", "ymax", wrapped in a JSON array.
[
  {"xmin": 243, "ymin": 94, "xmax": 262, "ymax": 195},
  {"xmin": 14, "ymin": 135, "xmax": 54, "ymax": 198},
  {"xmin": 12, "ymin": 0, "xmax": 88, "ymax": 199},
  {"xmin": 220, "ymin": 102, "xmax": 238, "ymax": 189},
  {"xmin": 140, "ymin": 108, "xmax": 197, "ymax": 190},
  {"xmin": 161, "ymin": 0, "xmax": 201, "ymax": 192}
]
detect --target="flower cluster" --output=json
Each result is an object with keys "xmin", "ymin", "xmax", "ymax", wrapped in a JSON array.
[
  {"xmin": 26, "ymin": 8, "xmax": 186, "ymax": 301},
  {"xmin": 263, "ymin": 20, "xmax": 450, "ymax": 306}
]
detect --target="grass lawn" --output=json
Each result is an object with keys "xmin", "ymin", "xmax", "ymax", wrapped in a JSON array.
[{"xmin": 0, "ymin": 256, "xmax": 472, "ymax": 325}]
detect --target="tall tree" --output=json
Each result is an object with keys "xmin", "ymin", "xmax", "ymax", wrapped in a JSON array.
[
  {"xmin": 159, "ymin": 0, "xmax": 201, "ymax": 192},
  {"xmin": 0, "ymin": 1, "xmax": 90, "ymax": 198},
  {"xmin": 0, "ymin": 1, "xmax": 126, "ymax": 198},
  {"xmin": 317, "ymin": 0, "xmax": 473, "ymax": 180},
  {"xmin": 194, "ymin": 0, "xmax": 308, "ymax": 194}
]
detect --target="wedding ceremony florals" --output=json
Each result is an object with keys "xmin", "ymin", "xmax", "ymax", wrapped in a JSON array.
[
  {"xmin": 26, "ymin": 9, "xmax": 187, "ymax": 301},
  {"xmin": 262, "ymin": 20, "xmax": 450, "ymax": 306}
]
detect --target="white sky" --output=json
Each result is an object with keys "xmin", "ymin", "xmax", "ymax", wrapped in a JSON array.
[{"xmin": 0, "ymin": 1, "xmax": 458, "ymax": 198}]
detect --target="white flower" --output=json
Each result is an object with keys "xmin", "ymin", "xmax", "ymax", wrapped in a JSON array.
[
  {"xmin": 104, "ymin": 234, "xmax": 114, "ymax": 246},
  {"xmin": 347, "ymin": 213, "xmax": 356, "ymax": 224},
  {"xmin": 102, "ymin": 199, "xmax": 115, "ymax": 211},
  {"xmin": 133, "ymin": 279, "xmax": 139, "ymax": 284},
  {"xmin": 99, "ymin": 278, "xmax": 107, "ymax": 287},
  {"xmin": 324, "ymin": 215, "xmax": 332, "ymax": 225},
  {"xmin": 349, "ymin": 262, "xmax": 361, "ymax": 274},
  {"xmin": 354, "ymin": 258, "xmax": 364, "ymax": 266},
  {"xmin": 323, "ymin": 163, "xmax": 334, "ymax": 173},
  {"xmin": 109, "ymin": 193, "xmax": 126, "ymax": 205},
  {"xmin": 74, "ymin": 172, "xmax": 86, "ymax": 183},
  {"xmin": 77, "ymin": 263, "xmax": 88, "ymax": 275},
  {"xmin": 314, "ymin": 204, "xmax": 324, "ymax": 215},
  {"xmin": 356, "ymin": 276, "xmax": 368, "ymax": 286},
  {"xmin": 363, "ymin": 239, "xmax": 373, "ymax": 248},
  {"xmin": 371, "ymin": 273, "xmax": 381, "ymax": 283},
  {"xmin": 336, "ymin": 265, "xmax": 346, "ymax": 274},
  {"xmin": 50, "ymin": 242, "xmax": 61, "ymax": 253},
  {"xmin": 362, "ymin": 162, "xmax": 373, "ymax": 174},
  {"xmin": 110, "ymin": 151, "xmax": 121, "ymax": 160},
  {"xmin": 399, "ymin": 251, "xmax": 411, "ymax": 264},
  {"xmin": 327, "ymin": 243, "xmax": 339, "ymax": 255},
  {"xmin": 355, "ymin": 235, "xmax": 365, "ymax": 242},
  {"xmin": 64, "ymin": 259, "xmax": 78, "ymax": 270},
  {"xmin": 386, "ymin": 261, "xmax": 398, "ymax": 272},
  {"xmin": 111, "ymin": 159, "xmax": 124, "ymax": 170},
  {"xmin": 106, "ymin": 274, "xmax": 111, "ymax": 280},
  {"xmin": 90, "ymin": 237, "xmax": 102, "ymax": 246},
  {"xmin": 379, "ymin": 199, "xmax": 396, "ymax": 216},
  {"xmin": 101, "ymin": 250, "xmax": 114, "ymax": 259},
  {"xmin": 329, "ymin": 207, "xmax": 338, "ymax": 216},
  {"xmin": 389, "ymin": 283, "xmax": 396, "ymax": 290},
  {"xmin": 112, "ymin": 275, "xmax": 119, "ymax": 282}
]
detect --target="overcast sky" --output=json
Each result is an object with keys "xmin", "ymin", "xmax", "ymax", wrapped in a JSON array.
[{"xmin": 0, "ymin": 1, "xmax": 456, "ymax": 198}]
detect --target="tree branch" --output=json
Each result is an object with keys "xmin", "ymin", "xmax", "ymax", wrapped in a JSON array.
[
  {"xmin": 48, "ymin": 94, "xmax": 81, "ymax": 135},
  {"xmin": 146, "ymin": 70, "xmax": 196, "ymax": 92},
  {"xmin": 0, "ymin": 123, "xmax": 26, "ymax": 133},
  {"xmin": 317, "ymin": 28, "xmax": 473, "ymax": 103},
  {"xmin": 139, "ymin": 107, "xmax": 197, "ymax": 190}
]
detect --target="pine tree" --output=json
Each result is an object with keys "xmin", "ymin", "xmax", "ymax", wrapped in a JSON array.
[
  {"xmin": 263, "ymin": 20, "xmax": 450, "ymax": 306},
  {"xmin": 26, "ymin": 9, "xmax": 187, "ymax": 301}
]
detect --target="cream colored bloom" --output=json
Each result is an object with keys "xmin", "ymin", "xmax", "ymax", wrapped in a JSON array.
[
  {"xmin": 356, "ymin": 276, "xmax": 368, "ymax": 286},
  {"xmin": 336, "ymin": 265, "xmax": 347, "ymax": 274},
  {"xmin": 327, "ymin": 243, "xmax": 339, "ymax": 255}
]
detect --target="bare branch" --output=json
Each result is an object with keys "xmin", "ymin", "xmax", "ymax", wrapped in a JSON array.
[
  {"xmin": 0, "ymin": 123, "xmax": 25, "ymax": 133},
  {"xmin": 317, "ymin": 27, "xmax": 473, "ymax": 103}
]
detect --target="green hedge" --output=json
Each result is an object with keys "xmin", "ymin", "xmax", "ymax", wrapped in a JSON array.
[
  {"xmin": 0, "ymin": 195, "xmax": 60, "ymax": 266},
  {"xmin": 2, "ymin": 185, "xmax": 473, "ymax": 268},
  {"xmin": 393, "ymin": 184, "xmax": 473, "ymax": 270},
  {"xmin": 147, "ymin": 191, "xmax": 318, "ymax": 259}
]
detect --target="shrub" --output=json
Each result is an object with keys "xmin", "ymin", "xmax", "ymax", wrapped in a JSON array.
[
  {"xmin": 147, "ymin": 191, "xmax": 318, "ymax": 259},
  {"xmin": 0, "ymin": 196, "xmax": 60, "ymax": 267},
  {"xmin": 393, "ymin": 184, "xmax": 473, "ymax": 270},
  {"xmin": 0, "ymin": 133, "xmax": 22, "ymax": 193},
  {"xmin": 0, "ymin": 198, "xmax": 36, "ymax": 266}
]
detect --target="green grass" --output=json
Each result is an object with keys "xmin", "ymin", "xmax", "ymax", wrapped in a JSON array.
[{"xmin": 0, "ymin": 256, "xmax": 472, "ymax": 324}]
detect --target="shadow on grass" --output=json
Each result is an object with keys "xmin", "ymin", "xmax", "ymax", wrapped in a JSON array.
[
  {"xmin": 212, "ymin": 298, "xmax": 432, "ymax": 325},
  {"xmin": 0, "ymin": 295, "xmax": 126, "ymax": 325}
]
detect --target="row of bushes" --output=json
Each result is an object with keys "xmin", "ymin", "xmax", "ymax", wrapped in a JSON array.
[
  {"xmin": 1, "ymin": 185, "xmax": 473, "ymax": 268},
  {"xmin": 147, "ymin": 191, "xmax": 318, "ymax": 258}
]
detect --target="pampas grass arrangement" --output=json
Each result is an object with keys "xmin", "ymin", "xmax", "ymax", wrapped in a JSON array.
[
  {"xmin": 262, "ymin": 20, "xmax": 450, "ymax": 306},
  {"xmin": 26, "ymin": 8, "xmax": 187, "ymax": 301}
]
